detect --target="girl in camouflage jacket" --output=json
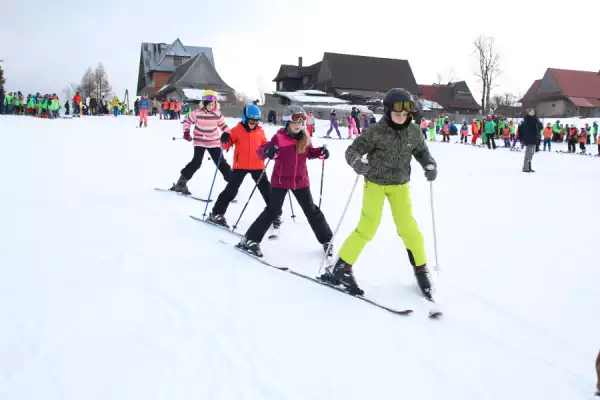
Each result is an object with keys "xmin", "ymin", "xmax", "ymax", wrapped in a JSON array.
[{"xmin": 320, "ymin": 88, "xmax": 438, "ymax": 300}]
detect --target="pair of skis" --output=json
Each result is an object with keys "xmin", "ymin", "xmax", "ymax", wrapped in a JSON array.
[
  {"xmin": 154, "ymin": 188, "xmax": 238, "ymax": 204},
  {"xmin": 222, "ymin": 238, "xmax": 442, "ymax": 319},
  {"xmin": 189, "ymin": 215, "xmax": 279, "ymax": 240}
]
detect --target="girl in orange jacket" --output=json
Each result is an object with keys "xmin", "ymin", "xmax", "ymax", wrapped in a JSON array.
[{"xmin": 207, "ymin": 104, "xmax": 281, "ymax": 229}]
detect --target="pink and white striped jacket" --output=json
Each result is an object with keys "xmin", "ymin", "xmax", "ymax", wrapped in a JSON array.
[{"xmin": 183, "ymin": 103, "xmax": 230, "ymax": 148}]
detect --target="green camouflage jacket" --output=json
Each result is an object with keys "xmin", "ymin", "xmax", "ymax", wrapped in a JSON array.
[{"xmin": 345, "ymin": 116, "xmax": 436, "ymax": 186}]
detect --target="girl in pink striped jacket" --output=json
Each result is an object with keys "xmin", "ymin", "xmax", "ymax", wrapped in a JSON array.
[{"xmin": 169, "ymin": 90, "xmax": 232, "ymax": 195}]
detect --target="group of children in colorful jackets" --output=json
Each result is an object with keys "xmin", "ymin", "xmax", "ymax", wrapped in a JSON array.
[{"xmin": 3, "ymin": 92, "xmax": 61, "ymax": 118}]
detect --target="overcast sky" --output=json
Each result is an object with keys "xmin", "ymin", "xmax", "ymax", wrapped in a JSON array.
[{"xmin": 2, "ymin": 0, "xmax": 599, "ymax": 102}]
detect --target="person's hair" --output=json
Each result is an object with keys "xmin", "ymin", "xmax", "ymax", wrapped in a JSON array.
[{"xmin": 297, "ymin": 130, "xmax": 310, "ymax": 153}]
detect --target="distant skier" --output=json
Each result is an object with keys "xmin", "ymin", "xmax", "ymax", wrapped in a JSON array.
[
  {"xmin": 207, "ymin": 104, "xmax": 281, "ymax": 230},
  {"xmin": 460, "ymin": 122, "xmax": 469, "ymax": 143},
  {"xmin": 306, "ymin": 111, "xmax": 315, "ymax": 136},
  {"xmin": 347, "ymin": 114, "xmax": 359, "ymax": 139},
  {"xmin": 237, "ymin": 105, "xmax": 332, "ymax": 258},
  {"xmin": 326, "ymin": 110, "xmax": 341, "ymax": 138},
  {"xmin": 320, "ymin": 88, "xmax": 437, "ymax": 299},
  {"xmin": 138, "ymin": 94, "xmax": 149, "ymax": 128},
  {"xmin": 169, "ymin": 90, "xmax": 232, "ymax": 195}
]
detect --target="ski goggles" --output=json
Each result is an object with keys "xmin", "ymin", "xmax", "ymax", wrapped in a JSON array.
[
  {"xmin": 283, "ymin": 112, "xmax": 307, "ymax": 123},
  {"xmin": 202, "ymin": 95, "xmax": 217, "ymax": 102},
  {"xmin": 391, "ymin": 101, "xmax": 416, "ymax": 112}
]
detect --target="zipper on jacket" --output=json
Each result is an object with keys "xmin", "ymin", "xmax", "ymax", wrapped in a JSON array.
[{"xmin": 293, "ymin": 148, "xmax": 298, "ymax": 190}]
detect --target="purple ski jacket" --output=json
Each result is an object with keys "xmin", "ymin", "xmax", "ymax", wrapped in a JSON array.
[{"xmin": 257, "ymin": 128, "xmax": 322, "ymax": 190}]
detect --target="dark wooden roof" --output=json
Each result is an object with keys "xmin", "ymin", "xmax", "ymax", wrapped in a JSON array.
[
  {"xmin": 323, "ymin": 52, "xmax": 420, "ymax": 94},
  {"xmin": 419, "ymin": 81, "xmax": 481, "ymax": 111},
  {"xmin": 272, "ymin": 52, "xmax": 421, "ymax": 95}
]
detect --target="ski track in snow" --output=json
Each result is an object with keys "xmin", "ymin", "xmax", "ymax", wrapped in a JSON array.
[{"xmin": 0, "ymin": 114, "xmax": 598, "ymax": 400}]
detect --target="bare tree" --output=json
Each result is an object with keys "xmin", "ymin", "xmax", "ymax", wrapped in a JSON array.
[
  {"xmin": 256, "ymin": 76, "xmax": 269, "ymax": 105},
  {"xmin": 473, "ymin": 35, "xmax": 501, "ymax": 114},
  {"xmin": 490, "ymin": 94, "xmax": 503, "ymax": 112},
  {"xmin": 93, "ymin": 63, "xmax": 112, "ymax": 101},
  {"xmin": 234, "ymin": 91, "xmax": 254, "ymax": 104},
  {"xmin": 62, "ymin": 85, "xmax": 72, "ymax": 103},
  {"xmin": 435, "ymin": 67, "xmax": 460, "ymax": 86},
  {"xmin": 503, "ymin": 92, "xmax": 517, "ymax": 106},
  {"xmin": 80, "ymin": 67, "xmax": 96, "ymax": 99}
]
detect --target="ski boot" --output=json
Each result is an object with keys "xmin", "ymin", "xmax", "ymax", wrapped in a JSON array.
[
  {"xmin": 272, "ymin": 215, "xmax": 283, "ymax": 229},
  {"xmin": 414, "ymin": 265, "xmax": 433, "ymax": 301},
  {"xmin": 323, "ymin": 240, "xmax": 334, "ymax": 257},
  {"xmin": 207, "ymin": 212, "xmax": 229, "ymax": 228},
  {"xmin": 169, "ymin": 175, "xmax": 191, "ymax": 195},
  {"xmin": 407, "ymin": 250, "xmax": 433, "ymax": 300},
  {"xmin": 236, "ymin": 237, "xmax": 263, "ymax": 258},
  {"xmin": 320, "ymin": 258, "xmax": 364, "ymax": 295}
]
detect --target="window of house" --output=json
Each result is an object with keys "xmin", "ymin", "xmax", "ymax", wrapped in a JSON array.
[
  {"xmin": 278, "ymin": 81, "xmax": 283, "ymax": 91},
  {"xmin": 552, "ymin": 103, "xmax": 556, "ymax": 108},
  {"xmin": 303, "ymin": 76, "xmax": 308, "ymax": 84},
  {"xmin": 174, "ymin": 56, "xmax": 183, "ymax": 66}
]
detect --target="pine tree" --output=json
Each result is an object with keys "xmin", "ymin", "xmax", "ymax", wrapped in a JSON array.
[{"xmin": 0, "ymin": 64, "xmax": 6, "ymax": 90}]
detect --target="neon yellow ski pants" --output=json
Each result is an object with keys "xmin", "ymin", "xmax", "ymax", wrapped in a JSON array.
[{"xmin": 338, "ymin": 181, "xmax": 426, "ymax": 266}]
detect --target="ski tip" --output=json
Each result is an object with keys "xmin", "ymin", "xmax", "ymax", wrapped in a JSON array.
[
  {"xmin": 393, "ymin": 309, "xmax": 414, "ymax": 315},
  {"xmin": 428, "ymin": 311, "xmax": 443, "ymax": 319}
]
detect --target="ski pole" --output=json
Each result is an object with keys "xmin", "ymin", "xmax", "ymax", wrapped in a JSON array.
[
  {"xmin": 429, "ymin": 181, "xmax": 440, "ymax": 274},
  {"xmin": 318, "ymin": 175, "xmax": 360, "ymax": 275},
  {"xmin": 288, "ymin": 191, "xmax": 296, "ymax": 222},
  {"xmin": 172, "ymin": 136, "xmax": 185, "ymax": 140},
  {"xmin": 318, "ymin": 147, "xmax": 326, "ymax": 209},
  {"xmin": 231, "ymin": 159, "xmax": 271, "ymax": 231},
  {"xmin": 202, "ymin": 148, "xmax": 224, "ymax": 219}
]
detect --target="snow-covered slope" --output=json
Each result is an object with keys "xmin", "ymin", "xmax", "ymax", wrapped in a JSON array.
[{"xmin": 0, "ymin": 115, "xmax": 598, "ymax": 400}]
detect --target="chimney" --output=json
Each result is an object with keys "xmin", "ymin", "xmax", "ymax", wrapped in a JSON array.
[{"xmin": 298, "ymin": 57, "xmax": 303, "ymax": 68}]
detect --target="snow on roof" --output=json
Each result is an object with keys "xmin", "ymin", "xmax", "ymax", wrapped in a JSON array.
[
  {"xmin": 296, "ymin": 89, "xmax": 328, "ymax": 95},
  {"xmin": 307, "ymin": 104, "xmax": 371, "ymax": 113},
  {"xmin": 181, "ymin": 88, "xmax": 227, "ymax": 101},
  {"xmin": 419, "ymin": 99, "xmax": 444, "ymax": 111},
  {"xmin": 274, "ymin": 91, "xmax": 348, "ymax": 104}
]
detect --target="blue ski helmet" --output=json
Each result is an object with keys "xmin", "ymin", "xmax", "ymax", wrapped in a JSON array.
[{"xmin": 242, "ymin": 104, "xmax": 261, "ymax": 123}]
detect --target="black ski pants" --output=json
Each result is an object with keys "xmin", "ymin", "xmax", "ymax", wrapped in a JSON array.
[
  {"xmin": 181, "ymin": 146, "xmax": 232, "ymax": 182},
  {"xmin": 245, "ymin": 187, "xmax": 332, "ymax": 244},
  {"xmin": 212, "ymin": 169, "xmax": 271, "ymax": 216},
  {"xmin": 486, "ymin": 136, "xmax": 497, "ymax": 149},
  {"xmin": 568, "ymin": 138, "xmax": 577, "ymax": 152}
]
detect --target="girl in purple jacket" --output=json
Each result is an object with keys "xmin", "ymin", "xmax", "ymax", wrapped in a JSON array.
[{"xmin": 238, "ymin": 105, "xmax": 333, "ymax": 258}]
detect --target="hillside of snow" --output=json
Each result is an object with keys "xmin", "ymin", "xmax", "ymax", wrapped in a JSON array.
[{"xmin": 0, "ymin": 114, "xmax": 598, "ymax": 400}]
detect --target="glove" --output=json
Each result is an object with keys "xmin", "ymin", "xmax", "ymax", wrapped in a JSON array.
[
  {"xmin": 264, "ymin": 144, "xmax": 279, "ymax": 159},
  {"xmin": 351, "ymin": 156, "xmax": 369, "ymax": 176},
  {"xmin": 424, "ymin": 164, "xmax": 437, "ymax": 181},
  {"xmin": 183, "ymin": 129, "xmax": 192, "ymax": 142},
  {"xmin": 319, "ymin": 147, "xmax": 330, "ymax": 160},
  {"xmin": 220, "ymin": 132, "xmax": 231, "ymax": 145}
]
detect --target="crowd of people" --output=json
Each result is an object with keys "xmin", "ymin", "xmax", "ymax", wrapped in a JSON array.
[{"xmin": 421, "ymin": 114, "xmax": 600, "ymax": 156}]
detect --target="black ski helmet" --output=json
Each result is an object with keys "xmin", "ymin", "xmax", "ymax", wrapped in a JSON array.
[{"xmin": 383, "ymin": 88, "xmax": 415, "ymax": 117}]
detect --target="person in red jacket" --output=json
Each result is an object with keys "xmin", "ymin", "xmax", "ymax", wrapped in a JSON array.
[
  {"xmin": 237, "ymin": 105, "xmax": 332, "ymax": 258},
  {"xmin": 207, "ymin": 104, "xmax": 281, "ymax": 229},
  {"xmin": 72, "ymin": 92, "xmax": 81, "ymax": 115}
]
